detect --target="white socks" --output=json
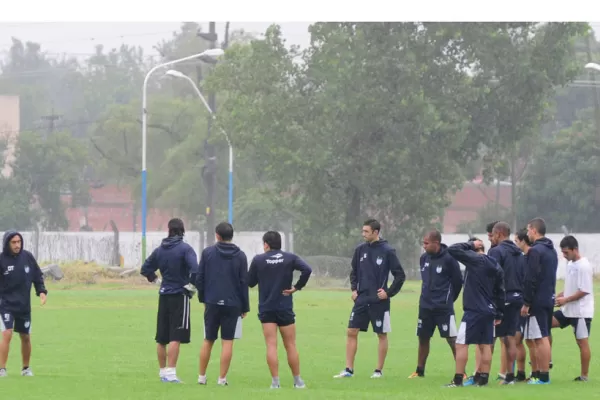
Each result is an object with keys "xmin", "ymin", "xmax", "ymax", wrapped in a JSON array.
[{"xmin": 198, "ymin": 375, "xmax": 207, "ymax": 384}]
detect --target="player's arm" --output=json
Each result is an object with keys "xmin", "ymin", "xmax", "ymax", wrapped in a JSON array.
[
  {"xmin": 350, "ymin": 249, "xmax": 358, "ymax": 292},
  {"xmin": 449, "ymin": 257, "xmax": 463, "ymax": 301},
  {"xmin": 522, "ymin": 248, "xmax": 542, "ymax": 307},
  {"xmin": 185, "ymin": 246, "xmax": 199, "ymax": 284},
  {"xmin": 292, "ymin": 256, "xmax": 312, "ymax": 291},
  {"xmin": 140, "ymin": 249, "xmax": 159, "ymax": 282},
  {"xmin": 30, "ymin": 255, "xmax": 48, "ymax": 297},
  {"xmin": 247, "ymin": 258, "xmax": 259, "ymax": 288},
  {"xmin": 386, "ymin": 249, "xmax": 406, "ymax": 298},
  {"xmin": 194, "ymin": 249, "xmax": 207, "ymax": 302},
  {"xmin": 238, "ymin": 253, "xmax": 250, "ymax": 314},
  {"xmin": 447, "ymin": 242, "xmax": 480, "ymax": 269},
  {"xmin": 493, "ymin": 264, "xmax": 506, "ymax": 320}
]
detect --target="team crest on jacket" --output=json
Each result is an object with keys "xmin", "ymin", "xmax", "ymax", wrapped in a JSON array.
[
  {"xmin": 376, "ymin": 256, "xmax": 383, "ymax": 265},
  {"xmin": 24, "ymin": 265, "xmax": 30, "ymax": 274},
  {"xmin": 436, "ymin": 266, "xmax": 442, "ymax": 274}
]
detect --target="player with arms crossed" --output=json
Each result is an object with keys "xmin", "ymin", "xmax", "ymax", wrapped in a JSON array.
[
  {"xmin": 488, "ymin": 222, "xmax": 526, "ymax": 385},
  {"xmin": 0, "ymin": 230, "xmax": 47, "ymax": 377},
  {"xmin": 140, "ymin": 218, "xmax": 199, "ymax": 383},
  {"xmin": 445, "ymin": 238, "xmax": 505, "ymax": 387},
  {"xmin": 334, "ymin": 219, "xmax": 406, "ymax": 379},
  {"xmin": 552, "ymin": 235, "xmax": 593, "ymax": 382},
  {"xmin": 195, "ymin": 222, "xmax": 249, "ymax": 386},
  {"xmin": 521, "ymin": 217, "xmax": 558, "ymax": 385},
  {"xmin": 409, "ymin": 230, "xmax": 463, "ymax": 378},
  {"xmin": 248, "ymin": 231, "xmax": 313, "ymax": 389}
]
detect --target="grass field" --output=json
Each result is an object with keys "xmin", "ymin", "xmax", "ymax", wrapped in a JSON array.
[{"xmin": 0, "ymin": 279, "xmax": 597, "ymax": 400}]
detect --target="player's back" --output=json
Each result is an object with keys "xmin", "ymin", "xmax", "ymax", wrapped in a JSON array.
[{"xmin": 249, "ymin": 250, "xmax": 310, "ymax": 313}]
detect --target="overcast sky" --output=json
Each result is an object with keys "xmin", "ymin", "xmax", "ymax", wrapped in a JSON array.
[
  {"xmin": 0, "ymin": 21, "xmax": 598, "ymax": 59},
  {"xmin": 0, "ymin": 22, "xmax": 312, "ymax": 58}
]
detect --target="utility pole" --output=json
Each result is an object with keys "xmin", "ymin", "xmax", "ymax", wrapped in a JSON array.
[
  {"xmin": 198, "ymin": 22, "xmax": 218, "ymax": 245},
  {"xmin": 40, "ymin": 109, "xmax": 61, "ymax": 138}
]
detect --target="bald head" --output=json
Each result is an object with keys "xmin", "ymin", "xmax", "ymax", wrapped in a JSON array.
[
  {"xmin": 491, "ymin": 221, "xmax": 510, "ymax": 245},
  {"xmin": 426, "ymin": 230, "xmax": 442, "ymax": 243}
]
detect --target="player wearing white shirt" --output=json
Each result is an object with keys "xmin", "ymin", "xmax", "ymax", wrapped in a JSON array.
[{"xmin": 552, "ymin": 235, "xmax": 594, "ymax": 382}]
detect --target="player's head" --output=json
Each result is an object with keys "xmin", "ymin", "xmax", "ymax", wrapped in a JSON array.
[
  {"xmin": 3, "ymin": 231, "xmax": 22, "ymax": 255},
  {"xmin": 514, "ymin": 228, "xmax": 532, "ymax": 252},
  {"xmin": 215, "ymin": 222, "xmax": 234, "ymax": 242},
  {"xmin": 362, "ymin": 219, "xmax": 380, "ymax": 243},
  {"xmin": 559, "ymin": 235, "xmax": 580, "ymax": 262},
  {"xmin": 423, "ymin": 229, "xmax": 442, "ymax": 255},
  {"xmin": 491, "ymin": 221, "xmax": 511, "ymax": 245},
  {"xmin": 527, "ymin": 217, "xmax": 546, "ymax": 242},
  {"xmin": 262, "ymin": 231, "xmax": 282, "ymax": 252},
  {"xmin": 167, "ymin": 218, "xmax": 185, "ymax": 237},
  {"xmin": 486, "ymin": 221, "xmax": 498, "ymax": 242},
  {"xmin": 470, "ymin": 237, "xmax": 486, "ymax": 254}
]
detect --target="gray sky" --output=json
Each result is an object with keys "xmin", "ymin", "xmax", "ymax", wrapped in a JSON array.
[
  {"xmin": 0, "ymin": 22, "xmax": 598, "ymax": 59},
  {"xmin": 0, "ymin": 22, "xmax": 313, "ymax": 58}
]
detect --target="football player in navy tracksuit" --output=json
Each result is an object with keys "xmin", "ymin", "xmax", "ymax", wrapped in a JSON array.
[
  {"xmin": 445, "ymin": 238, "xmax": 505, "ymax": 387},
  {"xmin": 488, "ymin": 222, "xmax": 525, "ymax": 384},
  {"xmin": 248, "ymin": 231, "xmax": 312, "ymax": 389},
  {"xmin": 141, "ymin": 218, "xmax": 199, "ymax": 383},
  {"xmin": 409, "ymin": 230, "xmax": 463, "ymax": 379},
  {"xmin": 0, "ymin": 230, "xmax": 47, "ymax": 378},
  {"xmin": 334, "ymin": 219, "xmax": 406, "ymax": 379},
  {"xmin": 195, "ymin": 222, "xmax": 249, "ymax": 387},
  {"xmin": 521, "ymin": 217, "xmax": 558, "ymax": 385}
]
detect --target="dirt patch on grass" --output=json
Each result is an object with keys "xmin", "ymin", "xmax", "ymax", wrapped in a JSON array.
[{"xmin": 43, "ymin": 261, "xmax": 153, "ymax": 289}]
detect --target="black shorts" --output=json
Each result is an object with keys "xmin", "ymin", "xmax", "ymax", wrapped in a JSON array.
[
  {"xmin": 495, "ymin": 301, "xmax": 523, "ymax": 337},
  {"xmin": 348, "ymin": 301, "xmax": 391, "ymax": 334},
  {"xmin": 523, "ymin": 306, "xmax": 553, "ymax": 340},
  {"xmin": 0, "ymin": 310, "xmax": 31, "ymax": 335},
  {"xmin": 258, "ymin": 310, "xmax": 295, "ymax": 327},
  {"xmin": 456, "ymin": 311, "xmax": 495, "ymax": 345},
  {"xmin": 416, "ymin": 308, "xmax": 457, "ymax": 338},
  {"xmin": 204, "ymin": 304, "xmax": 243, "ymax": 341},
  {"xmin": 156, "ymin": 293, "xmax": 191, "ymax": 345},
  {"xmin": 554, "ymin": 310, "xmax": 592, "ymax": 340}
]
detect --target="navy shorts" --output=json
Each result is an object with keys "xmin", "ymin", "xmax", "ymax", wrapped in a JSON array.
[
  {"xmin": 416, "ymin": 308, "xmax": 457, "ymax": 338},
  {"xmin": 456, "ymin": 311, "xmax": 495, "ymax": 345},
  {"xmin": 204, "ymin": 304, "xmax": 242, "ymax": 341},
  {"xmin": 258, "ymin": 310, "xmax": 295, "ymax": 327},
  {"xmin": 348, "ymin": 301, "xmax": 391, "ymax": 334},
  {"xmin": 554, "ymin": 310, "xmax": 592, "ymax": 340},
  {"xmin": 495, "ymin": 301, "xmax": 523, "ymax": 337},
  {"xmin": 0, "ymin": 311, "xmax": 31, "ymax": 335},
  {"xmin": 523, "ymin": 306, "xmax": 553, "ymax": 340},
  {"xmin": 155, "ymin": 294, "xmax": 190, "ymax": 345}
]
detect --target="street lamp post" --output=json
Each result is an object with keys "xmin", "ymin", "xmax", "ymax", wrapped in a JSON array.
[
  {"xmin": 164, "ymin": 69, "xmax": 234, "ymax": 226},
  {"xmin": 141, "ymin": 49, "xmax": 224, "ymax": 264}
]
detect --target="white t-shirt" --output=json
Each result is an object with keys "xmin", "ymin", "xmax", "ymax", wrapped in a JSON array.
[{"xmin": 562, "ymin": 257, "xmax": 595, "ymax": 319}]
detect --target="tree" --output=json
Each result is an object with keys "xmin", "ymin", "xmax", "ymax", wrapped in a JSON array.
[
  {"xmin": 460, "ymin": 23, "xmax": 589, "ymax": 230},
  {"xmin": 0, "ymin": 130, "xmax": 89, "ymax": 230},
  {"xmin": 518, "ymin": 112, "xmax": 600, "ymax": 232}
]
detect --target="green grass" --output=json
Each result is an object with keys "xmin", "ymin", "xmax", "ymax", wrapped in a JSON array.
[{"xmin": 0, "ymin": 280, "xmax": 597, "ymax": 399}]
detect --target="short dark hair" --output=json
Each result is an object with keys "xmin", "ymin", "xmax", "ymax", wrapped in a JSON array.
[
  {"xmin": 486, "ymin": 221, "xmax": 499, "ymax": 234},
  {"xmin": 560, "ymin": 235, "xmax": 578, "ymax": 250},
  {"xmin": 263, "ymin": 231, "xmax": 282, "ymax": 250},
  {"xmin": 528, "ymin": 217, "xmax": 547, "ymax": 236},
  {"xmin": 426, "ymin": 229, "xmax": 442, "ymax": 243},
  {"xmin": 168, "ymin": 218, "xmax": 185, "ymax": 237},
  {"xmin": 516, "ymin": 228, "xmax": 532, "ymax": 246},
  {"xmin": 215, "ymin": 222, "xmax": 234, "ymax": 241},
  {"xmin": 492, "ymin": 221, "xmax": 511, "ymax": 237},
  {"xmin": 363, "ymin": 219, "xmax": 381, "ymax": 233}
]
